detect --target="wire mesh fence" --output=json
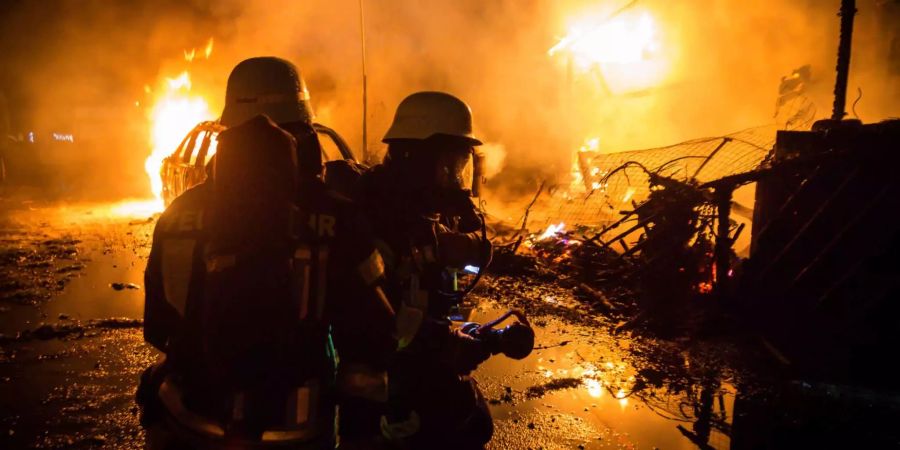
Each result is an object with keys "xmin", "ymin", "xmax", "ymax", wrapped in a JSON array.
[{"xmin": 502, "ymin": 125, "xmax": 777, "ymax": 234}]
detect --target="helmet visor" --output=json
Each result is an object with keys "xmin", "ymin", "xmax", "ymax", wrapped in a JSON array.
[{"xmin": 436, "ymin": 147, "xmax": 473, "ymax": 191}]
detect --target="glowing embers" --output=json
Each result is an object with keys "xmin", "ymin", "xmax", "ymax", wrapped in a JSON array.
[
  {"xmin": 538, "ymin": 222, "xmax": 566, "ymax": 241},
  {"xmin": 523, "ymin": 222, "xmax": 582, "ymax": 264}
]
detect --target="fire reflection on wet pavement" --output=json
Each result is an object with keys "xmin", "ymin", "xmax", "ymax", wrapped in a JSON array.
[
  {"xmin": 2, "ymin": 199, "xmax": 900, "ymax": 449},
  {"xmin": 469, "ymin": 291, "xmax": 736, "ymax": 450}
]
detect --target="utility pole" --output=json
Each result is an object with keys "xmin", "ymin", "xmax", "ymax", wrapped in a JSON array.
[
  {"xmin": 831, "ymin": 0, "xmax": 857, "ymax": 120},
  {"xmin": 358, "ymin": 0, "xmax": 369, "ymax": 162}
]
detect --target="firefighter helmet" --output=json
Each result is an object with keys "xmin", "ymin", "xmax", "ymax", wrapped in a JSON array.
[
  {"xmin": 219, "ymin": 57, "xmax": 314, "ymax": 127},
  {"xmin": 383, "ymin": 91, "xmax": 482, "ymax": 145}
]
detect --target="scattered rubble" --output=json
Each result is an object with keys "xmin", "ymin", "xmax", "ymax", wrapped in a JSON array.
[
  {"xmin": 110, "ymin": 282, "xmax": 140, "ymax": 291},
  {"xmin": 1, "ymin": 318, "xmax": 143, "ymax": 344},
  {"xmin": 0, "ymin": 233, "xmax": 83, "ymax": 305}
]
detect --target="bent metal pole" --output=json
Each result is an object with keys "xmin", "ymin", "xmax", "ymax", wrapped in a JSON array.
[
  {"xmin": 831, "ymin": 0, "xmax": 857, "ymax": 121},
  {"xmin": 358, "ymin": 0, "xmax": 368, "ymax": 162}
]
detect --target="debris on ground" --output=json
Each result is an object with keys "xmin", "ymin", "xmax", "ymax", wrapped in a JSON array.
[
  {"xmin": 127, "ymin": 217, "xmax": 155, "ymax": 226},
  {"xmin": 487, "ymin": 155, "xmax": 748, "ymax": 340},
  {"xmin": 1, "ymin": 317, "xmax": 143, "ymax": 344},
  {"xmin": 110, "ymin": 282, "xmax": 140, "ymax": 291},
  {"xmin": 0, "ymin": 233, "xmax": 83, "ymax": 305}
]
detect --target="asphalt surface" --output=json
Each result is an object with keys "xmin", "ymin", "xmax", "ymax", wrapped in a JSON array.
[{"xmin": 2, "ymin": 196, "xmax": 898, "ymax": 449}]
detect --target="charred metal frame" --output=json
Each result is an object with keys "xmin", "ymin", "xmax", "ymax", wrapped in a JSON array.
[{"xmin": 160, "ymin": 121, "xmax": 358, "ymax": 206}]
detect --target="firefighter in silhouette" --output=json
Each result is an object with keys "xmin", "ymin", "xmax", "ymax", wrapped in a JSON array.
[
  {"xmin": 138, "ymin": 57, "xmax": 395, "ymax": 449},
  {"xmin": 350, "ymin": 92, "xmax": 532, "ymax": 449}
]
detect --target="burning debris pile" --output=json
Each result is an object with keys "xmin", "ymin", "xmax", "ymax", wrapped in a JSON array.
[
  {"xmin": 489, "ymin": 113, "xmax": 900, "ymax": 378},
  {"xmin": 530, "ymin": 126, "xmax": 774, "ymax": 230},
  {"xmin": 491, "ymin": 188, "xmax": 718, "ymax": 335},
  {"xmin": 593, "ymin": 171, "xmax": 724, "ymax": 329},
  {"xmin": 487, "ymin": 126, "xmax": 775, "ymax": 335}
]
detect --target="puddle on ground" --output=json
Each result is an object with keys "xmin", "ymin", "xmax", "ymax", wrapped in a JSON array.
[
  {"xmin": 470, "ymin": 301, "xmax": 734, "ymax": 450},
  {"xmin": 44, "ymin": 248, "xmax": 146, "ymax": 320},
  {"xmin": 0, "ymin": 203, "xmax": 152, "ymax": 335},
  {"xmin": 0, "ymin": 328, "xmax": 156, "ymax": 449},
  {"xmin": 4, "ymin": 200, "xmax": 900, "ymax": 448}
]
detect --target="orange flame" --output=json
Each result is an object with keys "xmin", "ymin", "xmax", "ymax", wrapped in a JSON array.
[
  {"xmin": 204, "ymin": 38, "xmax": 214, "ymax": 59},
  {"xmin": 549, "ymin": 10, "xmax": 661, "ymax": 69},
  {"xmin": 552, "ymin": 7, "xmax": 672, "ymax": 183},
  {"xmin": 166, "ymin": 71, "xmax": 192, "ymax": 90},
  {"xmin": 112, "ymin": 40, "xmax": 216, "ymax": 218},
  {"xmin": 572, "ymin": 137, "xmax": 606, "ymax": 192},
  {"xmin": 144, "ymin": 71, "xmax": 214, "ymax": 204},
  {"xmin": 143, "ymin": 40, "xmax": 217, "ymax": 210},
  {"xmin": 538, "ymin": 222, "xmax": 566, "ymax": 241}
]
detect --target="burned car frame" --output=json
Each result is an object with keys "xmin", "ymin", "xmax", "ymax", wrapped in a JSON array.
[{"xmin": 160, "ymin": 120, "xmax": 357, "ymax": 206}]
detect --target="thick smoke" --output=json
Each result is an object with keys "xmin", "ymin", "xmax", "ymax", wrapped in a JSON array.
[
  {"xmin": 0, "ymin": 0, "xmax": 226, "ymax": 199},
  {"xmin": 216, "ymin": 0, "xmax": 898, "ymax": 169},
  {"xmin": 1, "ymin": 0, "xmax": 897, "ymax": 202}
]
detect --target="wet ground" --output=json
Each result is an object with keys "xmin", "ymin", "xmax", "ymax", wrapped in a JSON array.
[
  {"xmin": 468, "ymin": 278, "xmax": 738, "ymax": 450},
  {"xmin": 0, "ymin": 196, "xmax": 156, "ymax": 449},
  {"xmin": 2, "ymin": 196, "xmax": 900, "ymax": 449}
]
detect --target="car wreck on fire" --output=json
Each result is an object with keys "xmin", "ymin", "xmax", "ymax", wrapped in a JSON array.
[
  {"xmin": 160, "ymin": 120, "xmax": 356, "ymax": 206},
  {"xmin": 3, "ymin": 0, "xmax": 900, "ymax": 449}
]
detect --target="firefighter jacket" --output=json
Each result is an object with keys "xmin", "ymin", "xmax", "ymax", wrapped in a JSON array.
[
  {"xmin": 142, "ymin": 178, "xmax": 395, "ymax": 431},
  {"xmin": 352, "ymin": 164, "xmax": 489, "ymax": 345},
  {"xmin": 352, "ymin": 164, "xmax": 494, "ymax": 445}
]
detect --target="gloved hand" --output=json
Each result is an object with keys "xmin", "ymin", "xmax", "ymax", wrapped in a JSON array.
[
  {"xmin": 446, "ymin": 328, "xmax": 492, "ymax": 375},
  {"xmin": 436, "ymin": 189, "xmax": 483, "ymax": 233},
  {"xmin": 440, "ymin": 190, "xmax": 482, "ymax": 233}
]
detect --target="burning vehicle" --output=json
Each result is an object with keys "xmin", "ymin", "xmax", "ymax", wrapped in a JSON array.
[
  {"xmin": 160, "ymin": 119, "xmax": 356, "ymax": 206},
  {"xmin": 1, "ymin": 0, "xmax": 900, "ymax": 448},
  {"xmin": 142, "ymin": 39, "xmax": 359, "ymax": 210}
]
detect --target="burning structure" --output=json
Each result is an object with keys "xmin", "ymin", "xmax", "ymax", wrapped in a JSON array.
[
  {"xmin": 496, "ymin": 0, "xmax": 900, "ymax": 387},
  {"xmin": 1, "ymin": 0, "xmax": 900, "ymax": 448}
]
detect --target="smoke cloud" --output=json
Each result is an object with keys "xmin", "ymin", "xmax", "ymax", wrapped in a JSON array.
[{"xmin": 0, "ymin": 0, "xmax": 897, "ymax": 202}]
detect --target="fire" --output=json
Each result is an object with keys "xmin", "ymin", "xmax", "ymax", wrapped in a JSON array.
[
  {"xmin": 553, "ymin": 7, "xmax": 671, "ymax": 188},
  {"xmin": 124, "ymin": 40, "xmax": 216, "ymax": 217},
  {"xmin": 183, "ymin": 38, "xmax": 213, "ymax": 63},
  {"xmin": 166, "ymin": 71, "xmax": 192, "ymax": 90},
  {"xmin": 108, "ymin": 198, "xmax": 166, "ymax": 217},
  {"xmin": 204, "ymin": 38, "xmax": 214, "ymax": 59},
  {"xmin": 572, "ymin": 137, "xmax": 607, "ymax": 192},
  {"xmin": 549, "ymin": 10, "xmax": 660, "ymax": 69},
  {"xmin": 113, "ymin": 39, "xmax": 216, "ymax": 218},
  {"xmin": 523, "ymin": 222, "xmax": 582, "ymax": 263},
  {"xmin": 538, "ymin": 222, "xmax": 566, "ymax": 241},
  {"xmin": 144, "ymin": 72, "xmax": 214, "ymax": 205}
]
